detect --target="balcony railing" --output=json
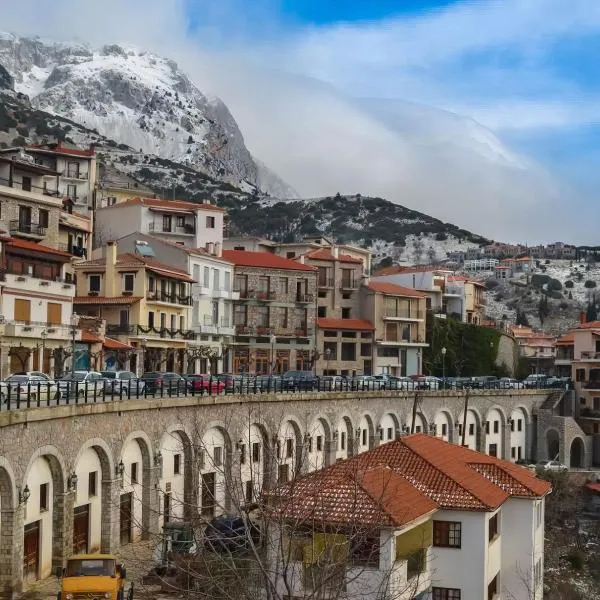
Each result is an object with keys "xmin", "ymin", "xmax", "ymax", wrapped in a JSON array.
[
  {"xmin": 340, "ymin": 279, "xmax": 358, "ymax": 290},
  {"xmin": 256, "ymin": 290, "xmax": 277, "ymax": 301},
  {"xmin": 106, "ymin": 324, "xmax": 195, "ymax": 339},
  {"xmin": 384, "ymin": 310, "xmax": 424, "ymax": 320},
  {"xmin": 0, "ymin": 176, "xmax": 61, "ymax": 197},
  {"xmin": 236, "ymin": 325, "xmax": 254, "ymax": 335},
  {"xmin": 318, "ymin": 278, "xmax": 335, "ymax": 288},
  {"xmin": 146, "ymin": 291, "xmax": 193, "ymax": 306},
  {"xmin": 148, "ymin": 222, "xmax": 195, "ymax": 235},
  {"xmin": 583, "ymin": 381, "xmax": 600, "ymax": 390},
  {"xmin": 58, "ymin": 244, "xmax": 88, "ymax": 258},
  {"xmin": 296, "ymin": 293, "xmax": 314, "ymax": 303},
  {"xmin": 63, "ymin": 170, "xmax": 88, "ymax": 180},
  {"xmin": 234, "ymin": 288, "xmax": 254, "ymax": 299},
  {"xmin": 256, "ymin": 326, "xmax": 273, "ymax": 336},
  {"xmin": 9, "ymin": 220, "xmax": 46, "ymax": 238},
  {"xmin": 580, "ymin": 351, "xmax": 600, "ymax": 360}
]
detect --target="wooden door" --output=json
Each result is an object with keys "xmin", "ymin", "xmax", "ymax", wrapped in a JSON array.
[
  {"xmin": 47, "ymin": 303, "xmax": 62, "ymax": 325},
  {"xmin": 23, "ymin": 521, "xmax": 40, "ymax": 580},
  {"xmin": 73, "ymin": 504, "xmax": 90, "ymax": 554},
  {"xmin": 201, "ymin": 472, "xmax": 215, "ymax": 517},
  {"xmin": 120, "ymin": 493, "xmax": 133, "ymax": 545},
  {"xmin": 14, "ymin": 298, "xmax": 31, "ymax": 323},
  {"xmin": 43, "ymin": 349, "xmax": 51, "ymax": 374}
]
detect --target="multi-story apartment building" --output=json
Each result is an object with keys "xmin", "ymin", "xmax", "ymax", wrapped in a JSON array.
[
  {"xmin": 222, "ymin": 250, "xmax": 317, "ymax": 374},
  {"xmin": 105, "ymin": 232, "xmax": 237, "ymax": 372},
  {"xmin": 73, "ymin": 242, "xmax": 194, "ymax": 374},
  {"xmin": 0, "ymin": 234, "xmax": 79, "ymax": 377},
  {"xmin": 94, "ymin": 197, "xmax": 224, "ymax": 250},
  {"xmin": 97, "ymin": 164, "xmax": 156, "ymax": 208},
  {"xmin": 554, "ymin": 330, "xmax": 575, "ymax": 377},
  {"xmin": 509, "ymin": 325, "xmax": 556, "ymax": 374},
  {"xmin": 445, "ymin": 276, "xmax": 486, "ymax": 325},
  {"xmin": 360, "ymin": 281, "xmax": 427, "ymax": 376},
  {"xmin": 271, "ymin": 434, "xmax": 550, "ymax": 600}
]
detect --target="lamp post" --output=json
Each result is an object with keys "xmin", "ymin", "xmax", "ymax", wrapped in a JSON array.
[
  {"xmin": 40, "ymin": 329, "xmax": 47, "ymax": 373},
  {"xmin": 141, "ymin": 338, "xmax": 148, "ymax": 375},
  {"xmin": 70, "ymin": 313, "xmax": 78, "ymax": 376},
  {"xmin": 270, "ymin": 333, "xmax": 276, "ymax": 374},
  {"xmin": 325, "ymin": 348, "xmax": 332, "ymax": 375},
  {"xmin": 441, "ymin": 346, "xmax": 447, "ymax": 388}
]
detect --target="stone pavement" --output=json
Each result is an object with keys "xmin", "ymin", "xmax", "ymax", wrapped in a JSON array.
[{"xmin": 19, "ymin": 541, "xmax": 161, "ymax": 600}]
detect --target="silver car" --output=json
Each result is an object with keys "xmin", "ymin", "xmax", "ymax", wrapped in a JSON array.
[{"xmin": 101, "ymin": 371, "xmax": 145, "ymax": 397}]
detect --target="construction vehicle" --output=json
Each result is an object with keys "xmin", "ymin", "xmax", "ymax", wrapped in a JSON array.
[{"xmin": 56, "ymin": 554, "xmax": 133, "ymax": 600}]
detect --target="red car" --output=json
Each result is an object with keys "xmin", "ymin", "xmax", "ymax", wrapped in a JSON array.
[{"xmin": 185, "ymin": 374, "xmax": 225, "ymax": 394}]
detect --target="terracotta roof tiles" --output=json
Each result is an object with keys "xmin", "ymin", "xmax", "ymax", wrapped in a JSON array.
[
  {"xmin": 317, "ymin": 318, "xmax": 374, "ymax": 331},
  {"xmin": 111, "ymin": 197, "xmax": 225, "ymax": 212},
  {"xmin": 103, "ymin": 337, "xmax": 133, "ymax": 350},
  {"xmin": 366, "ymin": 281, "xmax": 425, "ymax": 298},
  {"xmin": 222, "ymin": 250, "xmax": 317, "ymax": 271},
  {"xmin": 304, "ymin": 248, "xmax": 363, "ymax": 264},
  {"xmin": 5, "ymin": 237, "xmax": 72, "ymax": 259},
  {"xmin": 73, "ymin": 296, "xmax": 142, "ymax": 305}
]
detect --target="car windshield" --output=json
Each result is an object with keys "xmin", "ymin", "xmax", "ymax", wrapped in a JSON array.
[{"xmin": 66, "ymin": 558, "xmax": 116, "ymax": 577}]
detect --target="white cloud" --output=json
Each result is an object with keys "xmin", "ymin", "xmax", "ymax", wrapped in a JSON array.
[{"xmin": 0, "ymin": 0, "xmax": 598, "ymax": 243}]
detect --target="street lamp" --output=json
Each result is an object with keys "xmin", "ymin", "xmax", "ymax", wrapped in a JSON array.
[
  {"xmin": 41, "ymin": 329, "xmax": 47, "ymax": 373},
  {"xmin": 70, "ymin": 313, "xmax": 78, "ymax": 376},
  {"xmin": 270, "ymin": 333, "xmax": 276, "ymax": 374},
  {"xmin": 441, "ymin": 346, "xmax": 447, "ymax": 387},
  {"xmin": 141, "ymin": 338, "xmax": 148, "ymax": 375},
  {"xmin": 325, "ymin": 348, "xmax": 332, "ymax": 375}
]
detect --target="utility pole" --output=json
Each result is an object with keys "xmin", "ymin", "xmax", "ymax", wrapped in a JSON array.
[
  {"xmin": 460, "ymin": 388, "xmax": 470, "ymax": 447},
  {"xmin": 411, "ymin": 391, "xmax": 421, "ymax": 434}
]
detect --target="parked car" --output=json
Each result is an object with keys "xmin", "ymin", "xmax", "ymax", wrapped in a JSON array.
[
  {"xmin": 470, "ymin": 376, "xmax": 499, "ymax": 389},
  {"xmin": 1, "ymin": 374, "xmax": 60, "ymax": 401},
  {"xmin": 321, "ymin": 375, "xmax": 347, "ymax": 390},
  {"xmin": 282, "ymin": 371, "xmax": 319, "ymax": 391},
  {"xmin": 140, "ymin": 372, "xmax": 190, "ymax": 394},
  {"xmin": 499, "ymin": 378, "xmax": 523, "ymax": 389},
  {"xmin": 350, "ymin": 375, "xmax": 384, "ymax": 390},
  {"xmin": 414, "ymin": 376, "xmax": 441, "ymax": 390},
  {"xmin": 216, "ymin": 373, "xmax": 236, "ymax": 393},
  {"xmin": 184, "ymin": 374, "xmax": 225, "ymax": 394},
  {"xmin": 101, "ymin": 371, "xmax": 145, "ymax": 397},
  {"xmin": 253, "ymin": 375, "xmax": 283, "ymax": 392},
  {"xmin": 539, "ymin": 460, "xmax": 568, "ymax": 472},
  {"xmin": 57, "ymin": 371, "xmax": 107, "ymax": 397},
  {"xmin": 522, "ymin": 374, "xmax": 548, "ymax": 388},
  {"xmin": 204, "ymin": 515, "xmax": 260, "ymax": 554}
]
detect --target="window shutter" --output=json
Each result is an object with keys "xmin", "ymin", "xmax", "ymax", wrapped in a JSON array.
[{"xmin": 14, "ymin": 299, "xmax": 31, "ymax": 323}]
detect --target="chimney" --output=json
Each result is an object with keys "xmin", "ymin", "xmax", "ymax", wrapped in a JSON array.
[
  {"xmin": 332, "ymin": 246, "xmax": 339, "ymax": 259},
  {"xmin": 206, "ymin": 242, "xmax": 215, "ymax": 255},
  {"xmin": 299, "ymin": 255, "xmax": 305, "ymax": 264},
  {"xmin": 580, "ymin": 311, "xmax": 587, "ymax": 325},
  {"xmin": 105, "ymin": 241, "xmax": 118, "ymax": 297},
  {"xmin": 214, "ymin": 242, "xmax": 222, "ymax": 257}
]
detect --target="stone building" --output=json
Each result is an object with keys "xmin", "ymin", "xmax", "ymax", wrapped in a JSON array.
[{"xmin": 222, "ymin": 249, "xmax": 317, "ymax": 373}]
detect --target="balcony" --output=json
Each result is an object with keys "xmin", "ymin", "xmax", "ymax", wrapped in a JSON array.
[
  {"xmin": 340, "ymin": 279, "xmax": 359, "ymax": 290},
  {"xmin": 213, "ymin": 288, "xmax": 240, "ymax": 300},
  {"xmin": 194, "ymin": 315, "xmax": 218, "ymax": 335},
  {"xmin": 255, "ymin": 290, "xmax": 277, "ymax": 301},
  {"xmin": 256, "ymin": 326, "xmax": 273, "ymax": 336},
  {"xmin": 234, "ymin": 288, "xmax": 255, "ymax": 300},
  {"xmin": 106, "ymin": 324, "xmax": 195, "ymax": 340},
  {"xmin": 580, "ymin": 351, "xmax": 600, "ymax": 361},
  {"xmin": 146, "ymin": 291, "xmax": 193, "ymax": 306},
  {"xmin": 296, "ymin": 293, "xmax": 314, "ymax": 304},
  {"xmin": 4, "ymin": 321, "xmax": 79, "ymax": 341},
  {"xmin": 295, "ymin": 327, "xmax": 312, "ymax": 338},
  {"xmin": 9, "ymin": 220, "xmax": 46, "ymax": 240},
  {"xmin": 3, "ymin": 272, "xmax": 75, "ymax": 296},
  {"xmin": 218, "ymin": 317, "xmax": 236, "ymax": 336},
  {"xmin": 62, "ymin": 169, "xmax": 88, "ymax": 181},
  {"xmin": 383, "ymin": 310, "xmax": 424, "ymax": 321},
  {"xmin": 582, "ymin": 381, "xmax": 600, "ymax": 390},
  {"xmin": 235, "ymin": 325, "xmax": 254, "ymax": 336},
  {"xmin": 318, "ymin": 277, "xmax": 335, "ymax": 289},
  {"xmin": 58, "ymin": 244, "xmax": 88, "ymax": 259},
  {"xmin": 0, "ymin": 176, "xmax": 61, "ymax": 199},
  {"xmin": 148, "ymin": 222, "xmax": 196, "ymax": 236}
]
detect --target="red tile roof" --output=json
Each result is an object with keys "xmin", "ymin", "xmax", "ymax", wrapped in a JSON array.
[
  {"xmin": 273, "ymin": 434, "xmax": 550, "ymax": 525},
  {"xmin": 103, "ymin": 337, "xmax": 133, "ymax": 350},
  {"xmin": 585, "ymin": 482, "xmax": 600, "ymax": 493},
  {"xmin": 73, "ymin": 296, "xmax": 142, "ymax": 305},
  {"xmin": 80, "ymin": 330, "xmax": 102, "ymax": 343},
  {"xmin": 556, "ymin": 332, "xmax": 575, "ymax": 346},
  {"xmin": 304, "ymin": 248, "xmax": 363, "ymax": 264},
  {"xmin": 25, "ymin": 143, "xmax": 95, "ymax": 157},
  {"xmin": 373, "ymin": 264, "xmax": 449, "ymax": 276},
  {"xmin": 366, "ymin": 281, "xmax": 425, "ymax": 298},
  {"xmin": 317, "ymin": 318, "xmax": 374, "ymax": 331},
  {"xmin": 4, "ymin": 237, "xmax": 72, "ymax": 259},
  {"xmin": 222, "ymin": 250, "xmax": 317, "ymax": 271},
  {"xmin": 577, "ymin": 320, "xmax": 600, "ymax": 330},
  {"xmin": 447, "ymin": 275, "xmax": 485, "ymax": 287},
  {"xmin": 114, "ymin": 197, "xmax": 225, "ymax": 212}
]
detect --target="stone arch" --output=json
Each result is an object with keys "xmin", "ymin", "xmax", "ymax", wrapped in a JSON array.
[
  {"xmin": 22, "ymin": 446, "xmax": 67, "ymax": 580},
  {"xmin": 275, "ymin": 416, "xmax": 304, "ymax": 482},
  {"xmin": 236, "ymin": 422, "xmax": 270, "ymax": 505},
  {"xmin": 118, "ymin": 432, "xmax": 153, "ymax": 544},
  {"xmin": 305, "ymin": 414, "xmax": 332, "ymax": 471},
  {"xmin": 457, "ymin": 408, "xmax": 483, "ymax": 449},
  {"xmin": 546, "ymin": 429, "xmax": 560, "ymax": 461},
  {"xmin": 433, "ymin": 410, "xmax": 453, "ymax": 441},
  {"xmin": 0, "ymin": 456, "xmax": 17, "ymax": 595},
  {"xmin": 357, "ymin": 413, "xmax": 376, "ymax": 453},
  {"xmin": 160, "ymin": 424, "xmax": 194, "ymax": 524},
  {"xmin": 570, "ymin": 437, "xmax": 585, "ymax": 469},
  {"xmin": 72, "ymin": 438, "xmax": 113, "ymax": 554},
  {"xmin": 378, "ymin": 412, "xmax": 400, "ymax": 445},
  {"xmin": 335, "ymin": 414, "xmax": 354, "ymax": 461},
  {"xmin": 199, "ymin": 423, "xmax": 233, "ymax": 517}
]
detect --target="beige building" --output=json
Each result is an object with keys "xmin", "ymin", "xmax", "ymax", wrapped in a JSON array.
[
  {"xmin": 222, "ymin": 249, "xmax": 317, "ymax": 374},
  {"xmin": 360, "ymin": 281, "xmax": 427, "ymax": 376},
  {"xmin": 73, "ymin": 242, "xmax": 194, "ymax": 374}
]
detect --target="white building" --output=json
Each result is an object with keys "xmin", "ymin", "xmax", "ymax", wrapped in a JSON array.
[
  {"xmin": 94, "ymin": 197, "xmax": 225, "ymax": 250},
  {"xmin": 268, "ymin": 434, "xmax": 550, "ymax": 600}
]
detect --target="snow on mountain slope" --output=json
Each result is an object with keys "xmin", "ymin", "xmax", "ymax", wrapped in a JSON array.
[{"xmin": 0, "ymin": 34, "xmax": 295, "ymax": 197}]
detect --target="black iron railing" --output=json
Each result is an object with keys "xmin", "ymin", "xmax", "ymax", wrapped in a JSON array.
[{"xmin": 9, "ymin": 220, "xmax": 46, "ymax": 237}]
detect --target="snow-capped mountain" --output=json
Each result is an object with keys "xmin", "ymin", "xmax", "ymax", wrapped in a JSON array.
[{"xmin": 0, "ymin": 33, "xmax": 294, "ymax": 196}]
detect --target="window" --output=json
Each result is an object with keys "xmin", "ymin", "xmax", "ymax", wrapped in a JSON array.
[
  {"xmin": 493, "ymin": 421, "xmax": 499, "ymax": 434},
  {"xmin": 468, "ymin": 423, "xmax": 475, "ymax": 436},
  {"xmin": 174, "ymin": 454, "xmax": 181, "ymax": 475},
  {"xmin": 89, "ymin": 274, "xmax": 101, "ymax": 292},
  {"xmin": 176, "ymin": 215, "xmax": 185, "ymax": 227},
  {"xmin": 234, "ymin": 305, "xmax": 247, "ymax": 326},
  {"xmin": 488, "ymin": 444, "xmax": 498, "ymax": 457},
  {"xmin": 576, "ymin": 368, "xmax": 585, "ymax": 382},
  {"xmin": 341, "ymin": 343, "xmax": 356, "ymax": 361},
  {"xmin": 14, "ymin": 298, "xmax": 31, "ymax": 323},
  {"xmin": 22, "ymin": 176, "xmax": 32, "ymax": 191},
  {"xmin": 341, "ymin": 307, "xmax": 351, "ymax": 319},
  {"xmin": 286, "ymin": 438, "xmax": 294, "ymax": 458},
  {"xmin": 39, "ymin": 209, "xmax": 49, "ymax": 228},
  {"xmin": 281, "ymin": 307, "xmax": 289, "ymax": 329},
  {"xmin": 406, "ymin": 548, "xmax": 427, "ymax": 579},
  {"xmin": 213, "ymin": 269, "xmax": 220, "ymax": 291},
  {"xmin": 432, "ymin": 588, "xmax": 461, "ymax": 600},
  {"xmin": 214, "ymin": 447, "xmax": 223, "ymax": 467},
  {"xmin": 47, "ymin": 303, "xmax": 61, "ymax": 325},
  {"xmin": 307, "ymin": 437, "xmax": 313, "ymax": 453},
  {"xmin": 256, "ymin": 306, "xmax": 270, "ymax": 328},
  {"xmin": 245, "ymin": 480, "xmax": 253, "ymax": 503},
  {"xmin": 362, "ymin": 429, "xmax": 367, "ymax": 446},
  {"xmin": 316, "ymin": 436, "xmax": 323, "ymax": 451},
  {"xmin": 387, "ymin": 427, "xmax": 393, "ymax": 440},
  {"xmin": 360, "ymin": 343, "xmax": 371, "ymax": 357},
  {"xmin": 340, "ymin": 432, "xmax": 346, "ymax": 450},
  {"xmin": 511, "ymin": 446, "xmax": 516, "ymax": 459},
  {"xmin": 252, "ymin": 442, "xmax": 260, "ymax": 463},
  {"xmin": 170, "ymin": 314, "xmax": 176, "ymax": 331},
  {"xmin": 206, "ymin": 216, "xmax": 215, "ymax": 228},
  {"xmin": 279, "ymin": 277, "xmax": 289, "ymax": 295},
  {"xmin": 123, "ymin": 273, "xmax": 134, "ymax": 292},
  {"xmin": 162, "ymin": 215, "xmax": 172, "ymax": 232},
  {"xmin": 442, "ymin": 423, "xmax": 447, "ymax": 436},
  {"xmin": 40, "ymin": 483, "xmax": 49, "ymax": 512},
  {"xmin": 487, "ymin": 574, "xmax": 498, "ymax": 600},
  {"xmin": 203, "ymin": 267, "xmax": 210, "ymax": 288},
  {"xmin": 517, "ymin": 419, "xmax": 523, "ymax": 432},
  {"xmin": 130, "ymin": 462, "xmax": 139, "ymax": 484},
  {"xmin": 318, "ymin": 306, "xmax": 327, "ymax": 318},
  {"xmin": 239, "ymin": 444, "xmax": 246, "ymax": 465},
  {"xmin": 488, "ymin": 513, "xmax": 499, "ymax": 542},
  {"xmin": 88, "ymin": 471, "xmax": 97, "ymax": 497},
  {"xmin": 485, "ymin": 421, "xmax": 490, "ymax": 434},
  {"xmin": 433, "ymin": 521, "xmax": 461, "ymax": 548},
  {"xmin": 286, "ymin": 251, "xmax": 295, "ymax": 258}
]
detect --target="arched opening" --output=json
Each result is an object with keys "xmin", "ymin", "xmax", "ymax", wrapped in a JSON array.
[
  {"xmin": 335, "ymin": 416, "xmax": 353, "ymax": 461},
  {"xmin": 457, "ymin": 409, "xmax": 481, "ymax": 449},
  {"xmin": 357, "ymin": 414, "xmax": 375, "ymax": 453},
  {"xmin": 484, "ymin": 408, "xmax": 505, "ymax": 458},
  {"xmin": 378, "ymin": 413, "xmax": 400, "ymax": 445},
  {"xmin": 199, "ymin": 426, "xmax": 231, "ymax": 519},
  {"xmin": 159, "ymin": 429, "xmax": 193, "ymax": 528},
  {"xmin": 570, "ymin": 437, "xmax": 585, "ymax": 469},
  {"xmin": 0, "ymin": 464, "xmax": 16, "ymax": 596},
  {"xmin": 237, "ymin": 423, "xmax": 269, "ymax": 507},
  {"xmin": 509, "ymin": 408, "xmax": 528, "ymax": 462},
  {"xmin": 411, "ymin": 412, "xmax": 426, "ymax": 434},
  {"xmin": 307, "ymin": 417, "xmax": 331, "ymax": 472},
  {"xmin": 546, "ymin": 429, "xmax": 560, "ymax": 461},
  {"xmin": 275, "ymin": 419, "xmax": 302, "ymax": 483},
  {"xmin": 433, "ymin": 411, "xmax": 452, "ymax": 441},
  {"xmin": 23, "ymin": 452, "xmax": 65, "ymax": 581},
  {"xmin": 73, "ymin": 442, "xmax": 112, "ymax": 555}
]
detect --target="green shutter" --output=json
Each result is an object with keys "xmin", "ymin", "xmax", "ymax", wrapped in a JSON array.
[{"xmin": 395, "ymin": 521, "xmax": 433, "ymax": 560}]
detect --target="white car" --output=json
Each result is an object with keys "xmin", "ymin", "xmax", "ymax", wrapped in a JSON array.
[
  {"xmin": 541, "ymin": 460, "xmax": 568, "ymax": 472},
  {"xmin": 499, "ymin": 378, "xmax": 523, "ymax": 389},
  {"xmin": 57, "ymin": 371, "xmax": 107, "ymax": 397},
  {"xmin": 1, "ymin": 374, "xmax": 59, "ymax": 401}
]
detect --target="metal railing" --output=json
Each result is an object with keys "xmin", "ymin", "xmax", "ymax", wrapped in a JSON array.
[
  {"xmin": 296, "ymin": 293, "xmax": 314, "ymax": 303},
  {"xmin": 106, "ymin": 324, "xmax": 195, "ymax": 339},
  {"xmin": 63, "ymin": 170, "xmax": 88, "ymax": 180},
  {"xmin": 9, "ymin": 220, "xmax": 46, "ymax": 237},
  {"xmin": 384, "ymin": 310, "xmax": 424, "ymax": 320},
  {"xmin": 146, "ymin": 291, "xmax": 193, "ymax": 306},
  {"xmin": 57, "ymin": 244, "xmax": 87, "ymax": 258},
  {"xmin": 0, "ymin": 176, "xmax": 61, "ymax": 197},
  {"xmin": 0, "ymin": 376, "xmax": 562, "ymax": 412},
  {"xmin": 318, "ymin": 278, "xmax": 335, "ymax": 288},
  {"xmin": 340, "ymin": 279, "xmax": 358, "ymax": 290}
]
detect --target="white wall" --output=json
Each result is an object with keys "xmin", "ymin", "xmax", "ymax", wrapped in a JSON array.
[
  {"xmin": 74, "ymin": 448, "xmax": 103, "ymax": 553},
  {"xmin": 457, "ymin": 409, "xmax": 479, "ymax": 450},
  {"xmin": 95, "ymin": 204, "xmax": 142, "ymax": 245},
  {"xmin": 485, "ymin": 408, "xmax": 504, "ymax": 457},
  {"xmin": 239, "ymin": 424, "xmax": 265, "ymax": 504},
  {"xmin": 306, "ymin": 420, "xmax": 326, "ymax": 471},
  {"xmin": 195, "ymin": 207, "xmax": 224, "ymax": 248},
  {"xmin": 433, "ymin": 411, "xmax": 452, "ymax": 442},
  {"xmin": 24, "ymin": 457, "xmax": 54, "ymax": 579},
  {"xmin": 200, "ymin": 428, "xmax": 227, "ymax": 515},
  {"xmin": 357, "ymin": 415, "xmax": 372, "ymax": 453},
  {"xmin": 378, "ymin": 414, "xmax": 397, "ymax": 445},
  {"xmin": 159, "ymin": 431, "xmax": 186, "ymax": 527},
  {"xmin": 335, "ymin": 418, "xmax": 351, "ymax": 461},
  {"xmin": 277, "ymin": 421, "xmax": 300, "ymax": 480},
  {"xmin": 509, "ymin": 408, "xmax": 528, "ymax": 462},
  {"xmin": 121, "ymin": 440, "xmax": 144, "ymax": 542}
]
